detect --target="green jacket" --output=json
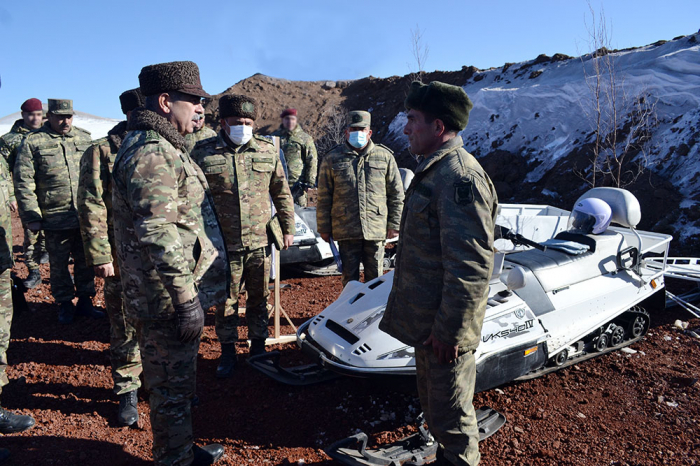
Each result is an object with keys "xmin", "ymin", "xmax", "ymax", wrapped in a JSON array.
[
  {"xmin": 0, "ymin": 119, "xmax": 33, "ymax": 203},
  {"xmin": 184, "ymin": 125, "xmax": 217, "ymax": 154},
  {"xmin": 316, "ymin": 140, "xmax": 404, "ymax": 241},
  {"xmin": 271, "ymin": 124, "xmax": 317, "ymax": 186},
  {"xmin": 77, "ymin": 121, "xmax": 126, "ymax": 267},
  {"xmin": 0, "ymin": 162, "xmax": 13, "ymax": 274},
  {"xmin": 112, "ymin": 109, "xmax": 229, "ymax": 319},
  {"xmin": 14, "ymin": 122, "xmax": 92, "ymax": 230},
  {"xmin": 379, "ymin": 136, "xmax": 498, "ymax": 352},
  {"xmin": 191, "ymin": 132, "xmax": 295, "ymax": 252}
]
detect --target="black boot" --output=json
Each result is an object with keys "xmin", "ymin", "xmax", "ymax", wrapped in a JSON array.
[
  {"xmin": 23, "ymin": 269, "xmax": 41, "ymax": 289},
  {"xmin": 58, "ymin": 301, "xmax": 75, "ymax": 325},
  {"xmin": 215, "ymin": 344, "xmax": 237, "ymax": 379},
  {"xmin": 117, "ymin": 390, "xmax": 139, "ymax": 427},
  {"xmin": 76, "ymin": 296, "xmax": 105, "ymax": 319},
  {"xmin": 0, "ymin": 407, "xmax": 35, "ymax": 434},
  {"xmin": 192, "ymin": 444, "xmax": 224, "ymax": 465},
  {"xmin": 249, "ymin": 339, "xmax": 266, "ymax": 357}
]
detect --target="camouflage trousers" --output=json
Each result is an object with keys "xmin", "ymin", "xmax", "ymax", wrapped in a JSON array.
[
  {"xmin": 338, "ymin": 240, "xmax": 384, "ymax": 287},
  {"xmin": 23, "ymin": 227, "xmax": 45, "ymax": 271},
  {"xmin": 138, "ymin": 317, "xmax": 198, "ymax": 466},
  {"xmin": 215, "ymin": 247, "xmax": 270, "ymax": 343},
  {"xmin": 415, "ymin": 347, "xmax": 480, "ymax": 466},
  {"xmin": 44, "ymin": 228, "xmax": 95, "ymax": 303},
  {"xmin": 104, "ymin": 275, "xmax": 142, "ymax": 395},
  {"xmin": 0, "ymin": 269, "xmax": 12, "ymax": 397}
]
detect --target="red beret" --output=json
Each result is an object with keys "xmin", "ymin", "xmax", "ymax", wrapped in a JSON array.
[
  {"xmin": 21, "ymin": 98, "xmax": 42, "ymax": 113},
  {"xmin": 280, "ymin": 108, "xmax": 297, "ymax": 118}
]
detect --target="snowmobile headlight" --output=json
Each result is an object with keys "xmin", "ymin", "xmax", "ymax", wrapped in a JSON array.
[
  {"xmin": 376, "ymin": 346, "xmax": 415, "ymax": 361},
  {"xmin": 352, "ymin": 306, "xmax": 386, "ymax": 334}
]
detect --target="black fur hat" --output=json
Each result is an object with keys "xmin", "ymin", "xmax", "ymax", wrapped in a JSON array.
[
  {"xmin": 119, "ymin": 88, "xmax": 144, "ymax": 114},
  {"xmin": 138, "ymin": 61, "xmax": 210, "ymax": 98},
  {"xmin": 219, "ymin": 94, "xmax": 257, "ymax": 120}
]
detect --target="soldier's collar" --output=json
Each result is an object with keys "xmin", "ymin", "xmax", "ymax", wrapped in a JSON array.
[
  {"xmin": 344, "ymin": 139, "xmax": 374, "ymax": 156},
  {"xmin": 127, "ymin": 108, "xmax": 187, "ymax": 151},
  {"xmin": 217, "ymin": 131, "xmax": 261, "ymax": 152},
  {"xmin": 41, "ymin": 123, "xmax": 75, "ymax": 138},
  {"xmin": 415, "ymin": 136, "xmax": 464, "ymax": 174}
]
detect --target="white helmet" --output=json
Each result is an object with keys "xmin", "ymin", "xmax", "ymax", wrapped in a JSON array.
[{"xmin": 568, "ymin": 197, "xmax": 612, "ymax": 235}]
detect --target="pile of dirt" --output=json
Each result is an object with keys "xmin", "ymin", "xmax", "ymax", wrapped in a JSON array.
[{"xmin": 3, "ymin": 212, "xmax": 700, "ymax": 465}]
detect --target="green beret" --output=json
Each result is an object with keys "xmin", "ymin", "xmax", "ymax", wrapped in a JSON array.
[
  {"xmin": 219, "ymin": 94, "xmax": 257, "ymax": 120},
  {"xmin": 119, "ymin": 88, "xmax": 144, "ymax": 114},
  {"xmin": 138, "ymin": 61, "xmax": 210, "ymax": 98},
  {"xmin": 404, "ymin": 81, "xmax": 473, "ymax": 131}
]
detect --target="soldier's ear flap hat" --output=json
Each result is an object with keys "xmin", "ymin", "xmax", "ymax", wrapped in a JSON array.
[
  {"xmin": 219, "ymin": 94, "xmax": 258, "ymax": 120},
  {"xmin": 138, "ymin": 61, "xmax": 210, "ymax": 98},
  {"xmin": 404, "ymin": 81, "xmax": 473, "ymax": 131},
  {"xmin": 119, "ymin": 88, "xmax": 145, "ymax": 114}
]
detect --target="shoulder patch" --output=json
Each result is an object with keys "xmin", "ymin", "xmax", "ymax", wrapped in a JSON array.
[
  {"xmin": 454, "ymin": 179, "xmax": 474, "ymax": 205},
  {"xmin": 74, "ymin": 126, "xmax": 91, "ymax": 136},
  {"xmin": 254, "ymin": 134, "xmax": 274, "ymax": 145},
  {"xmin": 144, "ymin": 130, "xmax": 161, "ymax": 143},
  {"xmin": 377, "ymin": 143, "xmax": 394, "ymax": 154}
]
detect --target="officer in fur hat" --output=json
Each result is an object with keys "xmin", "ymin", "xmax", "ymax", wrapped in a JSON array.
[
  {"xmin": 191, "ymin": 94, "xmax": 295, "ymax": 379},
  {"xmin": 379, "ymin": 81, "xmax": 498, "ymax": 466},
  {"xmin": 112, "ymin": 61, "xmax": 228, "ymax": 465}
]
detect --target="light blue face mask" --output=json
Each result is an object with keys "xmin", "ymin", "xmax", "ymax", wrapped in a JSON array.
[{"xmin": 348, "ymin": 130, "xmax": 368, "ymax": 149}]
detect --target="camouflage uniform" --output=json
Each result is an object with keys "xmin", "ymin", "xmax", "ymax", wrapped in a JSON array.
[
  {"xmin": 192, "ymin": 132, "xmax": 295, "ymax": 343},
  {"xmin": 77, "ymin": 120, "xmax": 142, "ymax": 395},
  {"xmin": 184, "ymin": 124, "xmax": 216, "ymax": 154},
  {"xmin": 112, "ymin": 107, "xmax": 228, "ymax": 466},
  {"xmin": 316, "ymin": 139, "xmax": 404, "ymax": 287},
  {"xmin": 0, "ymin": 120, "xmax": 46, "ymax": 273},
  {"xmin": 0, "ymin": 158, "xmax": 14, "ymax": 398},
  {"xmin": 379, "ymin": 136, "xmax": 498, "ymax": 466},
  {"xmin": 271, "ymin": 124, "xmax": 317, "ymax": 206},
  {"xmin": 14, "ymin": 121, "xmax": 95, "ymax": 303}
]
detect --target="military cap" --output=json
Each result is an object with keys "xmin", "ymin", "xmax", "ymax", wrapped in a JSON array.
[
  {"xmin": 219, "ymin": 94, "xmax": 257, "ymax": 120},
  {"xmin": 348, "ymin": 110, "xmax": 371, "ymax": 128},
  {"xmin": 21, "ymin": 98, "xmax": 42, "ymax": 112},
  {"xmin": 47, "ymin": 99, "xmax": 74, "ymax": 116},
  {"xmin": 404, "ymin": 81, "xmax": 473, "ymax": 131},
  {"xmin": 138, "ymin": 60, "xmax": 210, "ymax": 98},
  {"xmin": 119, "ymin": 88, "xmax": 144, "ymax": 114}
]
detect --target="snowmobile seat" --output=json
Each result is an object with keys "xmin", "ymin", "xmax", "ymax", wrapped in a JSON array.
[{"xmin": 506, "ymin": 230, "xmax": 627, "ymax": 293}]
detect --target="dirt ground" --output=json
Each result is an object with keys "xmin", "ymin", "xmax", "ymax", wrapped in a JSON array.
[{"xmin": 2, "ymin": 212, "xmax": 700, "ymax": 465}]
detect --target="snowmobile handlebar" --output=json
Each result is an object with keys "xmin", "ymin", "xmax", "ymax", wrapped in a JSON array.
[{"xmin": 500, "ymin": 228, "xmax": 547, "ymax": 252}]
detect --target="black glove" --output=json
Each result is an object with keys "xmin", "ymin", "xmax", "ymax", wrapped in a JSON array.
[{"xmin": 174, "ymin": 296, "xmax": 204, "ymax": 343}]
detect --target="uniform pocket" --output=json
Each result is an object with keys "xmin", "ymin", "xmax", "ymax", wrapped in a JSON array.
[{"xmin": 252, "ymin": 157, "xmax": 274, "ymax": 172}]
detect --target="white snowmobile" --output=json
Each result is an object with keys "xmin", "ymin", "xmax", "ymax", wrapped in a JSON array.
[{"xmin": 252, "ymin": 187, "xmax": 671, "ymax": 387}]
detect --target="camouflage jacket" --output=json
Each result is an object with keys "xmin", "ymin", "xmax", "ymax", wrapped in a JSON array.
[
  {"xmin": 191, "ymin": 132, "xmax": 295, "ymax": 252},
  {"xmin": 77, "ymin": 121, "xmax": 127, "ymax": 267},
  {"xmin": 0, "ymin": 162, "xmax": 13, "ymax": 274},
  {"xmin": 112, "ymin": 108, "xmax": 229, "ymax": 319},
  {"xmin": 271, "ymin": 124, "xmax": 317, "ymax": 186},
  {"xmin": 184, "ymin": 124, "xmax": 217, "ymax": 154},
  {"xmin": 379, "ymin": 136, "xmax": 498, "ymax": 352},
  {"xmin": 0, "ymin": 119, "xmax": 33, "ymax": 203},
  {"xmin": 14, "ymin": 122, "xmax": 92, "ymax": 230},
  {"xmin": 316, "ymin": 140, "xmax": 404, "ymax": 242}
]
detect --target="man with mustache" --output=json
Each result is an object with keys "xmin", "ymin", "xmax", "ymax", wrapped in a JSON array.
[
  {"xmin": 112, "ymin": 61, "xmax": 228, "ymax": 465},
  {"xmin": 184, "ymin": 109, "xmax": 216, "ymax": 154},
  {"xmin": 14, "ymin": 99, "xmax": 103, "ymax": 324},
  {"xmin": 0, "ymin": 98, "xmax": 49, "ymax": 290}
]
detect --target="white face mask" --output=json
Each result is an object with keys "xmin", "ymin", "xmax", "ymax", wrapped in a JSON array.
[{"xmin": 227, "ymin": 124, "xmax": 253, "ymax": 145}]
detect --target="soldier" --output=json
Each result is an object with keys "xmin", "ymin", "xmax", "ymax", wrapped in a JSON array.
[
  {"xmin": 0, "ymin": 125, "xmax": 36, "ymax": 443},
  {"xmin": 379, "ymin": 81, "xmax": 498, "ymax": 466},
  {"xmin": 0, "ymin": 98, "xmax": 48, "ymax": 289},
  {"xmin": 77, "ymin": 88, "xmax": 144, "ymax": 427},
  {"xmin": 271, "ymin": 108, "xmax": 317, "ymax": 206},
  {"xmin": 14, "ymin": 99, "xmax": 103, "ymax": 324},
  {"xmin": 184, "ymin": 107, "xmax": 216, "ymax": 153},
  {"xmin": 112, "ymin": 61, "xmax": 227, "ymax": 465},
  {"xmin": 192, "ymin": 94, "xmax": 295, "ymax": 378},
  {"xmin": 316, "ymin": 110, "xmax": 404, "ymax": 287}
]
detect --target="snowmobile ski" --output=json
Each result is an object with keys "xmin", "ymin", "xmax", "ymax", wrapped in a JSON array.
[{"xmin": 247, "ymin": 350, "xmax": 341, "ymax": 386}]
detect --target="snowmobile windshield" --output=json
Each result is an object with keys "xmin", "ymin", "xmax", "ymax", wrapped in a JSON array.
[{"xmin": 567, "ymin": 210, "xmax": 597, "ymax": 235}]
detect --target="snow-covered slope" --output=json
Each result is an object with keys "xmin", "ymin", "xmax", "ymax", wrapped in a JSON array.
[{"xmin": 0, "ymin": 111, "xmax": 119, "ymax": 140}]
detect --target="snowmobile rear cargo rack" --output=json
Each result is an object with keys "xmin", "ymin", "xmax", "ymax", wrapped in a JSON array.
[{"xmin": 325, "ymin": 408, "xmax": 506, "ymax": 466}]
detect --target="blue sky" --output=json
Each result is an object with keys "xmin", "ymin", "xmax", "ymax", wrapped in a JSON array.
[{"xmin": 1, "ymin": 0, "xmax": 698, "ymax": 119}]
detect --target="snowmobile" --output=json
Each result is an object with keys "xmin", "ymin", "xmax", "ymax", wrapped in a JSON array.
[{"xmin": 251, "ymin": 187, "xmax": 671, "ymax": 387}]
